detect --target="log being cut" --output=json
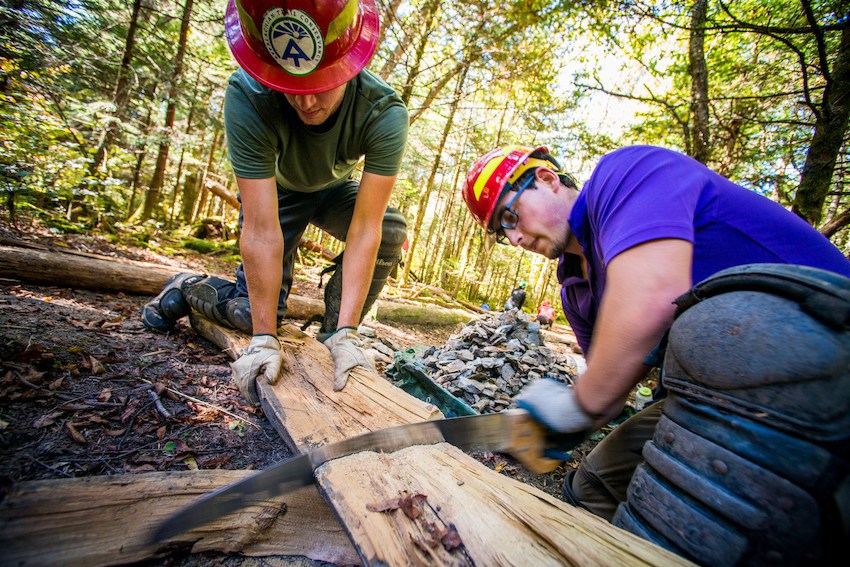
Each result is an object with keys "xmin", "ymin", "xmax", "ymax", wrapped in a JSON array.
[{"xmin": 192, "ymin": 316, "xmax": 695, "ymax": 566}]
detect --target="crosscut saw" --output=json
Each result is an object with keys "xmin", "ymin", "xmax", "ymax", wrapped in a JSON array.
[{"xmin": 150, "ymin": 408, "xmax": 585, "ymax": 542}]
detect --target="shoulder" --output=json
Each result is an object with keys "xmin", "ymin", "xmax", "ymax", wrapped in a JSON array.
[
  {"xmin": 225, "ymin": 69, "xmax": 283, "ymax": 116},
  {"xmin": 586, "ymin": 145, "xmax": 709, "ymax": 196},
  {"xmin": 353, "ymin": 70, "xmax": 408, "ymax": 122},
  {"xmin": 596, "ymin": 145, "xmax": 693, "ymax": 171}
]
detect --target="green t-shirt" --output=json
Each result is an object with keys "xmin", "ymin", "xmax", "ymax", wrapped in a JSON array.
[{"xmin": 224, "ymin": 68, "xmax": 409, "ymax": 192}]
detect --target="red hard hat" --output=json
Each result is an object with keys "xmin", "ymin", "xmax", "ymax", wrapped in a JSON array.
[
  {"xmin": 462, "ymin": 145, "xmax": 556, "ymax": 231},
  {"xmin": 225, "ymin": 0, "xmax": 380, "ymax": 94}
]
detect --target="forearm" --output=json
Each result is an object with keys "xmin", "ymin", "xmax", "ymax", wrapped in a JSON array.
[
  {"xmin": 235, "ymin": 176, "xmax": 283, "ymax": 337},
  {"xmin": 574, "ymin": 239, "xmax": 693, "ymax": 418},
  {"xmin": 334, "ymin": 172, "xmax": 396, "ymax": 330},
  {"xmin": 337, "ymin": 223, "xmax": 381, "ymax": 328},
  {"xmin": 241, "ymin": 226, "xmax": 284, "ymax": 335}
]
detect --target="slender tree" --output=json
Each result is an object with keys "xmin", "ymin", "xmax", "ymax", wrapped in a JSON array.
[{"xmin": 140, "ymin": 0, "xmax": 195, "ymax": 221}]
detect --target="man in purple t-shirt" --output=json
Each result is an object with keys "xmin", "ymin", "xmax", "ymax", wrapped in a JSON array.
[{"xmin": 462, "ymin": 145, "xmax": 850, "ymax": 564}]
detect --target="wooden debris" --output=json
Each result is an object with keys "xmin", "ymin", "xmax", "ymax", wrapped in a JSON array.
[{"xmin": 0, "ymin": 471, "xmax": 358, "ymax": 566}]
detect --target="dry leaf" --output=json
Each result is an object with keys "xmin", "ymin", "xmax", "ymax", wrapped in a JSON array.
[
  {"xmin": 441, "ymin": 523, "xmax": 463, "ymax": 550},
  {"xmin": 367, "ymin": 497, "xmax": 401, "ymax": 513},
  {"xmin": 89, "ymin": 355, "xmax": 105, "ymax": 374},
  {"xmin": 65, "ymin": 422, "xmax": 87, "ymax": 444},
  {"xmin": 399, "ymin": 493, "xmax": 427, "ymax": 520},
  {"xmin": 33, "ymin": 410, "xmax": 64, "ymax": 428}
]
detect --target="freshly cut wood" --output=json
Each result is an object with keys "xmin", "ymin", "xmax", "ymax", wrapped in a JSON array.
[
  {"xmin": 191, "ymin": 316, "xmax": 695, "ymax": 567},
  {"xmin": 318, "ymin": 444, "xmax": 693, "ymax": 566},
  {"xmin": 190, "ymin": 315, "xmax": 443, "ymax": 448},
  {"xmin": 0, "ymin": 470, "xmax": 358, "ymax": 566}
]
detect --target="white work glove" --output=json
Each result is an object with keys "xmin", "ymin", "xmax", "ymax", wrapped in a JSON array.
[
  {"xmin": 321, "ymin": 327, "xmax": 375, "ymax": 391},
  {"xmin": 230, "ymin": 334, "xmax": 282, "ymax": 405},
  {"xmin": 514, "ymin": 377, "xmax": 597, "ymax": 434}
]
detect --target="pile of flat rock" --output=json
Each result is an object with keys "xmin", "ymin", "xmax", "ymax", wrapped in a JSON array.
[{"xmin": 411, "ymin": 309, "xmax": 582, "ymax": 414}]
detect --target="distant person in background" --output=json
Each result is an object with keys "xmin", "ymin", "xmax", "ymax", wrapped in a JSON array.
[
  {"xmin": 536, "ymin": 299, "xmax": 555, "ymax": 328},
  {"xmin": 504, "ymin": 281, "xmax": 527, "ymax": 310}
]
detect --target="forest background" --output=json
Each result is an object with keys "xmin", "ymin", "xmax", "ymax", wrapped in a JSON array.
[{"xmin": 2, "ymin": 0, "xmax": 849, "ymax": 316}]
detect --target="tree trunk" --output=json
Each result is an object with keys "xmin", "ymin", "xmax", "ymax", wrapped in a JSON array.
[
  {"xmin": 398, "ymin": 0, "xmax": 441, "ymax": 106},
  {"xmin": 126, "ymin": 82, "xmax": 158, "ymax": 219},
  {"xmin": 192, "ymin": 125, "xmax": 223, "ymax": 223},
  {"xmin": 140, "ymin": 0, "xmax": 195, "ymax": 221},
  {"xmin": 689, "ymin": 0, "xmax": 710, "ymax": 164},
  {"xmin": 88, "ymin": 0, "xmax": 143, "ymax": 176},
  {"xmin": 794, "ymin": 26, "xmax": 850, "ymax": 226},
  {"xmin": 402, "ymin": 66, "xmax": 468, "ymax": 286},
  {"xmin": 0, "ymin": 243, "xmax": 473, "ymax": 325}
]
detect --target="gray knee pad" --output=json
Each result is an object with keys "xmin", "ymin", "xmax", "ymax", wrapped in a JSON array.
[
  {"xmin": 141, "ymin": 272, "xmax": 204, "ymax": 331},
  {"xmin": 321, "ymin": 208, "xmax": 407, "ymax": 333},
  {"xmin": 613, "ymin": 264, "xmax": 850, "ymax": 566}
]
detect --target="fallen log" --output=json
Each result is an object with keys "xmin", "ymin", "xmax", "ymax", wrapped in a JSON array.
[
  {"xmin": 0, "ymin": 471, "xmax": 358, "ymax": 566},
  {"xmin": 0, "ymin": 243, "xmax": 473, "ymax": 326},
  {"xmin": 0, "ymin": 243, "xmax": 187, "ymax": 295},
  {"xmin": 194, "ymin": 317, "xmax": 695, "ymax": 566}
]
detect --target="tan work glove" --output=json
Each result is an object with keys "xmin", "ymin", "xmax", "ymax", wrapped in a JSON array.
[
  {"xmin": 230, "ymin": 334, "xmax": 282, "ymax": 405},
  {"xmin": 322, "ymin": 327, "xmax": 374, "ymax": 391}
]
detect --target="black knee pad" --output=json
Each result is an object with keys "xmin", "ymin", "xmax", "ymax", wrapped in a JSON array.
[
  {"xmin": 181, "ymin": 276, "xmax": 253, "ymax": 334},
  {"xmin": 321, "ymin": 209, "xmax": 408, "ymax": 333},
  {"xmin": 141, "ymin": 272, "xmax": 204, "ymax": 331},
  {"xmin": 613, "ymin": 264, "xmax": 850, "ymax": 566},
  {"xmin": 379, "ymin": 207, "xmax": 408, "ymax": 257}
]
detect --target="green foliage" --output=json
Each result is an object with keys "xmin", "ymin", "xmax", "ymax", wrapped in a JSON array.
[{"xmin": 3, "ymin": 0, "xmax": 849, "ymax": 314}]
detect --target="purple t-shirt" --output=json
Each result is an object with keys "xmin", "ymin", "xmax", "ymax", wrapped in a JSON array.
[{"xmin": 559, "ymin": 146, "xmax": 850, "ymax": 354}]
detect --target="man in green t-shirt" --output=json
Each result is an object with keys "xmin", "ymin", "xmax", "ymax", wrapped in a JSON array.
[{"xmin": 141, "ymin": 0, "xmax": 409, "ymax": 403}]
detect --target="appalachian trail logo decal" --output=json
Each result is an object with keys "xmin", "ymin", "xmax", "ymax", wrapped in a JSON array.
[{"xmin": 262, "ymin": 8, "xmax": 324, "ymax": 76}]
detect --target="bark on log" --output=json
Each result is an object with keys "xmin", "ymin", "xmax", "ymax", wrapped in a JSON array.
[
  {"xmin": 0, "ymin": 471, "xmax": 359, "ymax": 566},
  {"xmin": 0, "ymin": 244, "xmax": 472, "ymax": 326},
  {"xmin": 191, "ymin": 317, "xmax": 695, "ymax": 567},
  {"xmin": 0, "ymin": 243, "xmax": 185, "ymax": 295}
]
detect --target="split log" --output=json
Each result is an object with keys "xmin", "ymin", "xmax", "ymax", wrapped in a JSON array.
[
  {"xmin": 190, "ymin": 316, "xmax": 443, "ymax": 446},
  {"xmin": 0, "ymin": 471, "xmax": 358, "ymax": 566},
  {"xmin": 192, "ymin": 317, "xmax": 695, "ymax": 566},
  {"xmin": 319, "ymin": 445, "xmax": 690, "ymax": 565}
]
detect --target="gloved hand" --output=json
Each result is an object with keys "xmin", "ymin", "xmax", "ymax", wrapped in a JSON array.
[
  {"xmin": 321, "ymin": 327, "xmax": 374, "ymax": 391},
  {"xmin": 230, "ymin": 334, "xmax": 282, "ymax": 405},
  {"xmin": 515, "ymin": 377, "xmax": 597, "ymax": 434}
]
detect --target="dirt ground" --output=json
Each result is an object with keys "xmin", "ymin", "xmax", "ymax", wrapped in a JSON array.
[{"xmin": 0, "ymin": 219, "xmax": 599, "ymax": 566}]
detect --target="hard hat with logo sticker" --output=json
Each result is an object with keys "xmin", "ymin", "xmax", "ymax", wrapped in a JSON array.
[
  {"xmin": 462, "ymin": 145, "xmax": 559, "ymax": 231},
  {"xmin": 225, "ymin": 0, "xmax": 380, "ymax": 94}
]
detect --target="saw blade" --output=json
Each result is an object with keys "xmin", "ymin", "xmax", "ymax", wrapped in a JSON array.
[{"xmin": 150, "ymin": 411, "xmax": 519, "ymax": 542}]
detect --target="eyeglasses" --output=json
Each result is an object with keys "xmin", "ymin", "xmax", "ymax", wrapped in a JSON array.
[{"xmin": 489, "ymin": 173, "xmax": 536, "ymax": 244}]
